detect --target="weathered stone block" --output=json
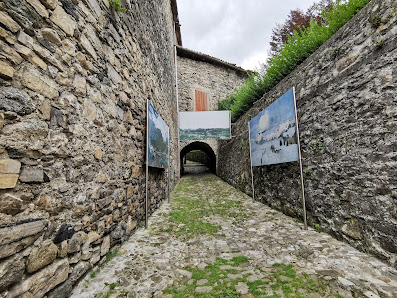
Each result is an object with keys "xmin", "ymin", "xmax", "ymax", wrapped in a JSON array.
[
  {"xmin": 126, "ymin": 185, "xmax": 134, "ymax": 198},
  {"xmin": 8, "ymin": 259, "xmax": 69, "ymax": 297},
  {"xmin": 26, "ymin": 239, "xmax": 58, "ymax": 273},
  {"xmin": 100, "ymin": 235, "xmax": 110, "ymax": 256},
  {"xmin": 0, "ymin": 40, "xmax": 22, "ymax": 64},
  {"xmin": 0, "ymin": 219, "xmax": 47, "ymax": 246},
  {"xmin": 50, "ymin": 106, "xmax": 66, "ymax": 127},
  {"xmin": 55, "ymin": 72, "xmax": 72, "ymax": 86},
  {"xmin": 0, "ymin": 174, "xmax": 19, "ymax": 189},
  {"xmin": 31, "ymin": 53, "xmax": 48, "ymax": 71},
  {"xmin": 83, "ymin": 99, "xmax": 96, "ymax": 122},
  {"xmin": 111, "ymin": 225, "xmax": 123, "ymax": 242},
  {"xmin": 87, "ymin": 231, "xmax": 100, "ymax": 244},
  {"xmin": 0, "ymin": 193, "xmax": 24, "ymax": 215},
  {"xmin": 20, "ymin": 66, "xmax": 59, "ymax": 99},
  {"xmin": 108, "ymin": 64, "xmax": 121, "ymax": 84},
  {"xmin": 62, "ymin": 39, "xmax": 75, "ymax": 56},
  {"xmin": 0, "ymin": 235, "xmax": 38, "ymax": 259},
  {"xmin": 0, "ymin": 60, "xmax": 14, "ymax": 79},
  {"xmin": 73, "ymin": 75, "xmax": 86, "ymax": 95},
  {"xmin": 79, "ymin": 34, "xmax": 97, "ymax": 60},
  {"xmin": 337, "ymin": 55, "xmax": 358, "ymax": 72},
  {"xmin": 126, "ymin": 217, "xmax": 137, "ymax": 235},
  {"xmin": 47, "ymin": 280, "xmax": 73, "ymax": 298},
  {"xmin": 0, "ymin": 11, "xmax": 21, "ymax": 33},
  {"xmin": 90, "ymin": 247, "xmax": 100, "ymax": 265},
  {"xmin": 14, "ymin": 43, "xmax": 32, "ymax": 58},
  {"xmin": 17, "ymin": 31, "xmax": 34, "ymax": 48},
  {"xmin": 0, "ymin": 253, "xmax": 25, "ymax": 291},
  {"xmin": 81, "ymin": 242, "xmax": 92, "ymax": 261},
  {"xmin": 39, "ymin": 0, "xmax": 57, "ymax": 9},
  {"xmin": 40, "ymin": 28, "xmax": 61, "ymax": 46},
  {"xmin": 53, "ymin": 223, "xmax": 75, "ymax": 244},
  {"xmin": 67, "ymin": 232, "xmax": 82, "ymax": 254},
  {"xmin": 70, "ymin": 261, "xmax": 91, "ymax": 282},
  {"xmin": 19, "ymin": 168, "xmax": 46, "ymax": 183},
  {"xmin": 96, "ymin": 169, "xmax": 107, "ymax": 183},
  {"xmin": 50, "ymin": 5, "xmax": 76, "ymax": 36},
  {"xmin": 0, "ymin": 26, "xmax": 16, "ymax": 44},
  {"xmin": 85, "ymin": 0, "xmax": 102, "ymax": 18},
  {"xmin": 2, "ymin": 119, "xmax": 49, "ymax": 138},
  {"xmin": 342, "ymin": 220, "xmax": 363, "ymax": 240},
  {"xmin": 94, "ymin": 147, "xmax": 103, "ymax": 160},
  {"xmin": 69, "ymin": 251, "xmax": 81, "ymax": 264},
  {"xmin": 58, "ymin": 240, "xmax": 68, "ymax": 258},
  {"xmin": 47, "ymin": 261, "xmax": 91, "ymax": 298},
  {"xmin": 0, "ymin": 159, "xmax": 21, "ymax": 174},
  {"xmin": 47, "ymin": 65, "xmax": 58, "ymax": 78},
  {"xmin": 97, "ymin": 221, "xmax": 105, "ymax": 234},
  {"xmin": 0, "ymin": 87, "xmax": 35, "ymax": 115},
  {"xmin": 28, "ymin": 0, "xmax": 49, "ymax": 18}
]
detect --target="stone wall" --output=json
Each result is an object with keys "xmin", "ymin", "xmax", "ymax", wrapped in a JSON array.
[
  {"xmin": 177, "ymin": 51, "xmax": 248, "ymax": 171},
  {"xmin": 218, "ymin": 0, "xmax": 397, "ymax": 268},
  {"xmin": 0, "ymin": 0, "xmax": 178, "ymax": 296}
]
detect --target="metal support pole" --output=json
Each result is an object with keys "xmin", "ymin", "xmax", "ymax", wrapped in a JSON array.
[
  {"xmin": 173, "ymin": 23, "xmax": 180, "ymax": 181},
  {"xmin": 168, "ymin": 127, "xmax": 171, "ymax": 203},
  {"xmin": 145, "ymin": 99, "xmax": 149, "ymax": 229},
  {"xmin": 248, "ymin": 122, "xmax": 255, "ymax": 202},
  {"xmin": 292, "ymin": 87, "xmax": 308, "ymax": 230}
]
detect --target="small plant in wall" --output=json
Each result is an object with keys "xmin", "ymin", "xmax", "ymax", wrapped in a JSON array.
[
  {"xmin": 375, "ymin": 39, "xmax": 384, "ymax": 49},
  {"xmin": 240, "ymin": 139, "xmax": 249, "ymax": 150},
  {"xmin": 109, "ymin": 0, "xmax": 127, "ymax": 13},
  {"xmin": 312, "ymin": 138, "xmax": 324, "ymax": 152},
  {"xmin": 331, "ymin": 46, "xmax": 341, "ymax": 59},
  {"xmin": 305, "ymin": 168, "xmax": 316, "ymax": 180}
]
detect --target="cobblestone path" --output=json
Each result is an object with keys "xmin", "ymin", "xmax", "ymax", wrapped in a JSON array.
[{"xmin": 72, "ymin": 174, "xmax": 397, "ymax": 298}]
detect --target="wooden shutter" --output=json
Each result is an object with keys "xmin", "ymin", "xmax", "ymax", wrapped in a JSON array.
[{"xmin": 195, "ymin": 90, "xmax": 208, "ymax": 111}]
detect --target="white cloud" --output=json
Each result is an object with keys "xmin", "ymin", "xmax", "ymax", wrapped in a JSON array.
[
  {"xmin": 241, "ymin": 51, "xmax": 269, "ymax": 71},
  {"xmin": 177, "ymin": 0, "xmax": 317, "ymax": 67}
]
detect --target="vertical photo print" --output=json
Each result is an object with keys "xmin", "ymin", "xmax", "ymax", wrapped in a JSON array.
[
  {"xmin": 249, "ymin": 89, "xmax": 299, "ymax": 167},
  {"xmin": 148, "ymin": 101, "xmax": 169, "ymax": 168}
]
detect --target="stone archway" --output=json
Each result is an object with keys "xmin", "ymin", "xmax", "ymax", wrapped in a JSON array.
[{"xmin": 180, "ymin": 141, "xmax": 216, "ymax": 175}]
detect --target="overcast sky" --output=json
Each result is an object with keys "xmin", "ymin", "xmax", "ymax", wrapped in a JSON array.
[{"xmin": 177, "ymin": 0, "xmax": 317, "ymax": 71}]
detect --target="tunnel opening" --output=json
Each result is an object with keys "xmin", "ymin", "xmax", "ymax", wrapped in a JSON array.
[{"xmin": 180, "ymin": 142, "xmax": 216, "ymax": 175}]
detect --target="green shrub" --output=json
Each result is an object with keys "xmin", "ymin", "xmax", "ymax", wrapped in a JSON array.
[
  {"xmin": 109, "ymin": 0, "xmax": 127, "ymax": 13},
  {"xmin": 219, "ymin": 0, "xmax": 371, "ymax": 122}
]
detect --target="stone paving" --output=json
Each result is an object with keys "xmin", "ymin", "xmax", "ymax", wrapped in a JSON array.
[{"xmin": 72, "ymin": 173, "xmax": 397, "ymax": 297}]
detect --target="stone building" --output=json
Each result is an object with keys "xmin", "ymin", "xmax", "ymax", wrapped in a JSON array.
[
  {"xmin": 176, "ymin": 46, "xmax": 249, "ymax": 174},
  {"xmin": 0, "ymin": 0, "xmax": 182, "ymax": 296}
]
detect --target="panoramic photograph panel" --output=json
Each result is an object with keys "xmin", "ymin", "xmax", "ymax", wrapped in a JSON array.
[
  {"xmin": 249, "ymin": 88, "xmax": 299, "ymax": 167},
  {"xmin": 148, "ymin": 101, "xmax": 169, "ymax": 168},
  {"xmin": 179, "ymin": 111, "xmax": 231, "ymax": 140}
]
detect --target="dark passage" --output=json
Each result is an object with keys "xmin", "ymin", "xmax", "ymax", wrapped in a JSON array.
[{"xmin": 180, "ymin": 142, "xmax": 216, "ymax": 175}]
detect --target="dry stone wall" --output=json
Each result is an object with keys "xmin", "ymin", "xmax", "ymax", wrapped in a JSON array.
[
  {"xmin": 0, "ymin": 0, "xmax": 178, "ymax": 296},
  {"xmin": 177, "ymin": 54, "xmax": 248, "ymax": 170},
  {"xmin": 218, "ymin": 0, "xmax": 397, "ymax": 268}
]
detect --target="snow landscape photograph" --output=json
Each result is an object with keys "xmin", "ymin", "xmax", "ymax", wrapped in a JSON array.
[{"xmin": 249, "ymin": 89, "xmax": 299, "ymax": 166}]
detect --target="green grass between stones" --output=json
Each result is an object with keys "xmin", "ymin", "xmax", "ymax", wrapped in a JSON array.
[
  {"xmin": 159, "ymin": 175, "xmax": 247, "ymax": 239},
  {"xmin": 165, "ymin": 257, "xmax": 338, "ymax": 297}
]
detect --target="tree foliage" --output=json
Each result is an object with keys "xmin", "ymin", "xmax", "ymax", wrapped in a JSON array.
[
  {"xmin": 269, "ymin": 0, "xmax": 334, "ymax": 55},
  {"xmin": 218, "ymin": 0, "xmax": 370, "ymax": 122}
]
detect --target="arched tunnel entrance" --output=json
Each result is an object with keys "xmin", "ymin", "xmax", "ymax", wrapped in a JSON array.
[{"xmin": 180, "ymin": 142, "xmax": 216, "ymax": 175}]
